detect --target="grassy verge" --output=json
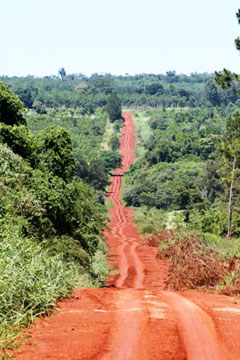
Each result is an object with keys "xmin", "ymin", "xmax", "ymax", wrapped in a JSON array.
[
  {"xmin": 132, "ymin": 207, "xmax": 167, "ymax": 236},
  {"xmin": 132, "ymin": 111, "xmax": 151, "ymax": 160},
  {"xmin": 105, "ymin": 198, "xmax": 113, "ymax": 210},
  {"xmin": 120, "ymin": 110, "xmax": 151, "ymax": 204},
  {"xmin": 0, "ymin": 226, "xmax": 109, "ymax": 357},
  {"xmin": 100, "ymin": 118, "xmax": 114, "ymax": 151},
  {"xmin": 0, "ymin": 228, "xmax": 81, "ymax": 355}
]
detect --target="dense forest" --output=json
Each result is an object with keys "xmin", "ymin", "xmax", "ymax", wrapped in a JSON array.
[
  {"xmin": 123, "ymin": 105, "xmax": 239, "ymax": 236},
  {"xmin": 1, "ymin": 71, "xmax": 240, "ymax": 113}
]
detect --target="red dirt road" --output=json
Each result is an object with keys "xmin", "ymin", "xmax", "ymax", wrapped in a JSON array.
[{"xmin": 15, "ymin": 113, "xmax": 240, "ymax": 359}]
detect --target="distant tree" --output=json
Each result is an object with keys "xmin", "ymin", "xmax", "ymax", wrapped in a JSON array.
[
  {"xmin": 33, "ymin": 100, "xmax": 47, "ymax": 114},
  {"xmin": 166, "ymin": 71, "xmax": 178, "ymax": 83},
  {"xmin": 166, "ymin": 71, "xmax": 176, "ymax": 77},
  {"xmin": 106, "ymin": 92, "xmax": 122, "ymax": 122},
  {"xmin": 15, "ymin": 88, "xmax": 34, "ymax": 108},
  {"xmin": 58, "ymin": 68, "xmax": 66, "ymax": 80},
  {"xmin": 169, "ymin": 85, "xmax": 176, "ymax": 94},
  {"xmin": 0, "ymin": 81, "xmax": 26, "ymax": 126},
  {"xmin": 178, "ymin": 88, "xmax": 190, "ymax": 100},
  {"xmin": 147, "ymin": 83, "xmax": 164, "ymax": 95},
  {"xmin": 149, "ymin": 114, "xmax": 168, "ymax": 131},
  {"xmin": 204, "ymin": 80, "xmax": 220, "ymax": 106}
]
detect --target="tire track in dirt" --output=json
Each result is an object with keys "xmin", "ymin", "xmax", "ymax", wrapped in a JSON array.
[
  {"xmin": 164, "ymin": 292, "xmax": 232, "ymax": 360},
  {"xmin": 106, "ymin": 112, "xmax": 146, "ymax": 289}
]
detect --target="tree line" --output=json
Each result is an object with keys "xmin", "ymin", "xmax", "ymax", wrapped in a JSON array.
[{"xmin": 1, "ymin": 70, "xmax": 239, "ymax": 114}]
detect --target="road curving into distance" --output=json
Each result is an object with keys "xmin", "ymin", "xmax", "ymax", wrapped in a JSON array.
[{"xmin": 15, "ymin": 112, "xmax": 240, "ymax": 360}]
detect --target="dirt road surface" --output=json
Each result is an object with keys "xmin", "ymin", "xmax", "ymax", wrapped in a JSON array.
[{"xmin": 15, "ymin": 113, "xmax": 240, "ymax": 359}]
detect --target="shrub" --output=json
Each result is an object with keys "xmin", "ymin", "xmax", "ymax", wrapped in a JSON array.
[{"xmin": 0, "ymin": 82, "xmax": 26, "ymax": 126}]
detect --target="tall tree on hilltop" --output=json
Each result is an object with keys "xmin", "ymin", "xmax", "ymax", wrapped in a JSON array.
[{"xmin": 58, "ymin": 67, "xmax": 66, "ymax": 80}]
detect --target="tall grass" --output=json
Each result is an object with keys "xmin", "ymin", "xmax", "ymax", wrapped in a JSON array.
[
  {"xmin": 0, "ymin": 226, "xmax": 94, "ymax": 353},
  {"xmin": 132, "ymin": 111, "xmax": 151, "ymax": 159},
  {"xmin": 133, "ymin": 207, "xmax": 167, "ymax": 236}
]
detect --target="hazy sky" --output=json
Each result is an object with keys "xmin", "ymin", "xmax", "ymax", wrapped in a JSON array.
[{"xmin": 1, "ymin": 0, "xmax": 240, "ymax": 76}]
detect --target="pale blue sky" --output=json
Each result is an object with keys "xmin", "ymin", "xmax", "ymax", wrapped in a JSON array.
[{"xmin": 1, "ymin": 0, "xmax": 239, "ymax": 76}]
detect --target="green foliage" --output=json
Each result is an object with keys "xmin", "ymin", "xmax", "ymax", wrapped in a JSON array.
[
  {"xmin": 36, "ymin": 126, "xmax": 75, "ymax": 181},
  {"xmin": 125, "ymin": 106, "xmax": 240, "ymax": 239},
  {"xmin": 146, "ymin": 83, "xmax": 164, "ymax": 95},
  {"xmin": 108, "ymin": 133, "xmax": 120, "ymax": 151},
  {"xmin": 0, "ymin": 141, "xmax": 108, "ymax": 351},
  {"xmin": 87, "ymin": 159, "xmax": 110, "ymax": 191},
  {"xmin": 15, "ymin": 88, "xmax": 34, "ymax": 108},
  {"xmin": 41, "ymin": 235, "xmax": 90, "ymax": 265},
  {"xmin": 225, "ymin": 111, "xmax": 240, "ymax": 141},
  {"xmin": 99, "ymin": 150, "xmax": 122, "ymax": 173},
  {"xmin": 215, "ymin": 69, "xmax": 239, "ymax": 89},
  {"xmin": 26, "ymin": 108, "xmax": 112, "ymax": 190},
  {"xmin": 33, "ymin": 100, "xmax": 47, "ymax": 114},
  {"xmin": 0, "ymin": 124, "xmax": 34, "ymax": 162},
  {"xmin": 123, "ymin": 108, "xmax": 233, "ymax": 237},
  {"xmin": 90, "ymin": 249, "xmax": 109, "ymax": 284},
  {"xmin": 132, "ymin": 207, "xmax": 167, "ymax": 236},
  {"xmin": 0, "ymin": 224, "xmax": 102, "ymax": 354},
  {"xmin": 0, "ymin": 226, "xmax": 82, "ymax": 326},
  {"xmin": 1, "ymin": 71, "xmax": 239, "ymax": 111},
  {"xmin": 0, "ymin": 82, "xmax": 26, "ymax": 126},
  {"xmin": 220, "ymin": 112, "xmax": 240, "ymax": 238},
  {"xmin": 113, "ymin": 119, "xmax": 123, "ymax": 133},
  {"xmin": 204, "ymin": 80, "xmax": 220, "ymax": 106},
  {"xmin": 0, "ymin": 83, "xmax": 110, "ymax": 351},
  {"xmin": 106, "ymin": 92, "xmax": 122, "ymax": 122}
]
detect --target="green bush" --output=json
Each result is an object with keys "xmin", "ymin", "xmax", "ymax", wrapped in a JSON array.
[
  {"xmin": 0, "ymin": 81, "xmax": 26, "ymax": 126},
  {"xmin": 0, "ymin": 124, "xmax": 34, "ymax": 162},
  {"xmin": 109, "ymin": 133, "xmax": 120, "ymax": 151},
  {"xmin": 36, "ymin": 126, "xmax": 76, "ymax": 181}
]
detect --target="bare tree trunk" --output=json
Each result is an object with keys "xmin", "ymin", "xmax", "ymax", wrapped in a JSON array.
[{"xmin": 227, "ymin": 155, "xmax": 237, "ymax": 239}]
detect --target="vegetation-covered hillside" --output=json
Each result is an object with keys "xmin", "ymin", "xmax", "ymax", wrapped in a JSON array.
[
  {"xmin": 124, "ymin": 104, "xmax": 240, "ymax": 238},
  {"xmin": 0, "ymin": 82, "xmax": 112, "ymax": 352}
]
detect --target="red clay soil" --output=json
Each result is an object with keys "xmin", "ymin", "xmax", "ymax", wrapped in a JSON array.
[{"xmin": 14, "ymin": 113, "xmax": 240, "ymax": 360}]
